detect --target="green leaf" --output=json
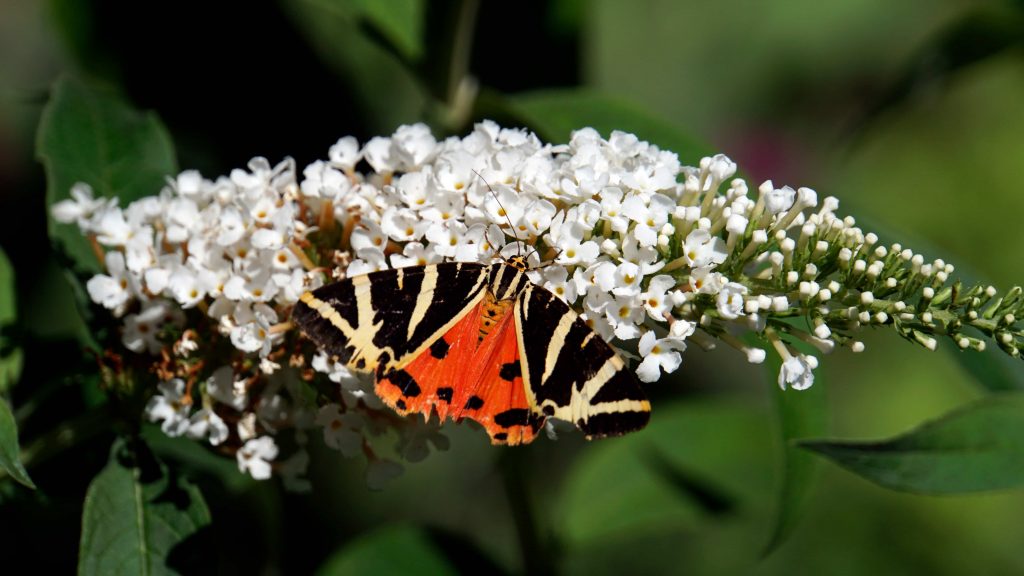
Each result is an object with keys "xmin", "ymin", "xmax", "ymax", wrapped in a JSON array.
[
  {"xmin": 79, "ymin": 440, "xmax": 211, "ymax": 575},
  {"xmin": 0, "ymin": 398, "xmax": 34, "ymax": 489},
  {"xmin": 561, "ymin": 399, "xmax": 775, "ymax": 546},
  {"xmin": 38, "ymin": 75, "xmax": 177, "ymax": 272},
  {"xmin": 802, "ymin": 394, "xmax": 1024, "ymax": 493},
  {"xmin": 283, "ymin": 0, "xmax": 428, "ymax": 134},
  {"xmin": 0, "ymin": 247, "xmax": 22, "ymax": 393},
  {"xmin": 846, "ymin": 6, "xmax": 1024, "ymax": 144},
  {"xmin": 763, "ymin": 347, "xmax": 827, "ymax": 555},
  {"xmin": 316, "ymin": 524, "xmax": 457, "ymax": 576},
  {"xmin": 498, "ymin": 89, "xmax": 714, "ymax": 161},
  {"xmin": 350, "ymin": 0, "xmax": 425, "ymax": 62}
]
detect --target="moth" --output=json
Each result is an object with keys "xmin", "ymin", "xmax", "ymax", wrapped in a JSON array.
[{"xmin": 292, "ymin": 255, "xmax": 650, "ymax": 445}]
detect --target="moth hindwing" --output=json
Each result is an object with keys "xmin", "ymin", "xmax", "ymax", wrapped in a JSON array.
[{"xmin": 292, "ymin": 258, "xmax": 651, "ymax": 444}]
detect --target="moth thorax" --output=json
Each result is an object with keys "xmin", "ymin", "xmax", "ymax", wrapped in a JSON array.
[
  {"xmin": 478, "ymin": 290, "xmax": 514, "ymax": 343},
  {"xmin": 506, "ymin": 255, "xmax": 529, "ymax": 270}
]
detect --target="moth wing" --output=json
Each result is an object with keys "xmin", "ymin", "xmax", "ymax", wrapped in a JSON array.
[
  {"xmin": 292, "ymin": 263, "xmax": 488, "ymax": 373},
  {"xmin": 515, "ymin": 284, "xmax": 650, "ymax": 439}
]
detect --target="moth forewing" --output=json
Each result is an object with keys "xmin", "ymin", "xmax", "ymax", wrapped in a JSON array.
[{"xmin": 293, "ymin": 263, "xmax": 490, "ymax": 374}]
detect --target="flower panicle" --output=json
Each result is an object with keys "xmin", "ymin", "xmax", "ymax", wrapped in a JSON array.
[{"xmin": 50, "ymin": 121, "xmax": 1023, "ymax": 484}]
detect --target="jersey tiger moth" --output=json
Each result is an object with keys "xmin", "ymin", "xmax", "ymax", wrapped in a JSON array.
[{"xmin": 292, "ymin": 256, "xmax": 651, "ymax": 445}]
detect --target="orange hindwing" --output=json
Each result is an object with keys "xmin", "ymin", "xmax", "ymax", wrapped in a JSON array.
[{"xmin": 375, "ymin": 299, "xmax": 542, "ymax": 445}]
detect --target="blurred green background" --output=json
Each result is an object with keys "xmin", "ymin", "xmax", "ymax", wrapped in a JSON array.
[{"xmin": 2, "ymin": 0, "xmax": 1024, "ymax": 574}]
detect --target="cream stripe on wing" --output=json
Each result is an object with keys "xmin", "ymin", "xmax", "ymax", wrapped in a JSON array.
[
  {"xmin": 299, "ymin": 292, "xmax": 357, "ymax": 337},
  {"xmin": 540, "ymin": 313, "xmax": 576, "ymax": 387},
  {"xmin": 405, "ymin": 265, "xmax": 440, "ymax": 340}
]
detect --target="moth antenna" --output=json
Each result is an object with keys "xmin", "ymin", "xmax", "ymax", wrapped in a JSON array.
[{"xmin": 472, "ymin": 169, "xmax": 522, "ymax": 258}]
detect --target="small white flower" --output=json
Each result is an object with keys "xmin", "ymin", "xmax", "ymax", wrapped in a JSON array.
[
  {"xmin": 717, "ymin": 282, "xmax": 747, "ymax": 320},
  {"xmin": 641, "ymin": 275, "xmax": 677, "ymax": 319},
  {"xmin": 251, "ymin": 228, "xmax": 284, "ymax": 250},
  {"xmin": 391, "ymin": 123, "xmax": 438, "ymax": 169},
  {"xmin": 622, "ymin": 193, "xmax": 674, "ymax": 247},
  {"xmin": 425, "ymin": 220, "xmax": 469, "ymax": 258},
  {"xmin": 778, "ymin": 354, "xmax": 819, "ymax": 390},
  {"xmin": 301, "ymin": 160, "xmax": 351, "ymax": 201},
  {"xmin": 609, "ymin": 261, "xmax": 644, "ymax": 297},
  {"xmin": 52, "ymin": 183, "xmax": 109, "ymax": 228},
  {"xmin": 550, "ymin": 222, "xmax": 600, "ymax": 265},
  {"xmin": 145, "ymin": 379, "xmax": 192, "ymax": 436},
  {"xmin": 229, "ymin": 302, "xmax": 278, "ymax": 356},
  {"xmin": 171, "ymin": 169, "xmax": 205, "ymax": 199},
  {"xmin": 540, "ymin": 266, "xmax": 577, "ymax": 304},
  {"xmin": 350, "ymin": 220, "xmax": 387, "ymax": 252},
  {"xmin": 167, "ymin": 268, "xmax": 205, "ymax": 308},
  {"xmin": 92, "ymin": 206, "xmax": 135, "ymax": 246},
  {"xmin": 381, "ymin": 207, "xmax": 426, "ymax": 242},
  {"xmin": 237, "ymin": 436, "xmax": 279, "ymax": 480},
  {"xmin": 203, "ymin": 366, "xmax": 245, "ymax": 412},
  {"xmin": 669, "ymin": 318, "xmax": 696, "ymax": 339},
  {"xmin": 87, "ymin": 251, "xmax": 133, "ymax": 313},
  {"xmin": 165, "ymin": 197, "xmax": 199, "ymax": 243},
  {"xmin": 689, "ymin": 266, "xmax": 724, "ymax": 294},
  {"xmin": 621, "ymin": 234, "xmax": 665, "ymax": 275},
  {"xmin": 366, "ymin": 458, "xmax": 404, "ymax": 490},
  {"xmin": 683, "ymin": 229, "xmax": 727, "ymax": 269},
  {"xmin": 316, "ymin": 404, "xmax": 364, "ymax": 458},
  {"xmin": 764, "ymin": 183, "xmax": 796, "ymax": 215},
  {"xmin": 186, "ymin": 408, "xmax": 229, "ymax": 446},
  {"xmin": 389, "ymin": 242, "xmax": 439, "ymax": 268},
  {"xmin": 598, "ymin": 187, "xmax": 630, "ymax": 233},
  {"xmin": 606, "ymin": 294, "xmax": 644, "ymax": 340},
  {"xmin": 216, "ymin": 207, "xmax": 247, "ymax": 246},
  {"xmin": 520, "ymin": 199, "xmax": 557, "ymax": 236},
  {"xmin": 123, "ymin": 300, "xmax": 184, "ymax": 354},
  {"xmin": 636, "ymin": 331, "xmax": 687, "ymax": 382},
  {"xmin": 329, "ymin": 136, "xmax": 361, "ymax": 170},
  {"xmin": 362, "ymin": 136, "xmax": 394, "ymax": 173},
  {"xmin": 346, "ymin": 247, "xmax": 388, "ymax": 276}
]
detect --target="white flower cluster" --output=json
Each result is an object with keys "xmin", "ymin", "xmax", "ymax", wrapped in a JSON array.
[{"xmin": 64, "ymin": 120, "xmax": 961, "ymax": 481}]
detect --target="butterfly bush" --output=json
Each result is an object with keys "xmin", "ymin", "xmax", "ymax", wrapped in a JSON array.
[{"xmin": 52, "ymin": 121, "xmax": 1024, "ymax": 487}]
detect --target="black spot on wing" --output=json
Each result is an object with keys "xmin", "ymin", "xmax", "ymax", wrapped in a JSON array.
[
  {"xmin": 499, "ymin": 362, "xmax": 521, "ymax": 382},
  {"xmin": 493, "ymin": 432, "xmax": 508, "ymax": 441},
  {"xmin": 494, "ymin": 408, "xmax": 529, "ymax": 428},
  {"xmin": 385, "ymin": 369, "xmax": 421, "ymax": 398},
  {"xmin": 430, "ymin": 338, "xmax": 450, "ymax": 359},
  {"xmin": 579, "ymin": 411, "xmax": 650, "ymax": 439},
  {"xmin": 436, "ymin": 387, "xmax": 453, "ymax": 403},
  {"xmin": 464, "ymin": 396, "xmax": 484, "ymax": 410},
  {"xmin": 396, "ymin": 399, "xmax": 407, "ymax": 411},
  {"xmin": 370, "ymin": 263, "xmax": 487, "ymax": 363}
]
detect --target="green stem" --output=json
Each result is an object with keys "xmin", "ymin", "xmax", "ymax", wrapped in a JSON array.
[{"xmin": 499, "ymin": 450, "xmax": 554, "ymax": 576}]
